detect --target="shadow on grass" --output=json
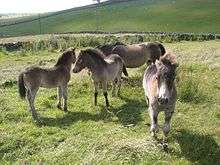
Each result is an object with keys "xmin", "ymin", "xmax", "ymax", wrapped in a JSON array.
[
  {"xmin": 39, "ymin": 109, "xmax": 112, "ymax": 127},
  {"xmin": 110, "ymin": 95, "xmax": 147, "ymax": 127},
  {"xmin": 174, "ymin": 129, "xmax": 220, "ymax": 165},
  {"xmin": 39, "ymin": 94, "xmax": 147, "ymax": 128}
]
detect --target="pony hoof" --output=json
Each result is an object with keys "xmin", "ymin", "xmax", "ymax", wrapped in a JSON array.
[
  {"xmin": 57, "ymin": 104, "xmax": 62, "ymax": 110},
  {"xmin": 151, "ymin": 132, "xmax": 156, "ymax": 138},
  {"xmin": 162, "ymin": 142, "xmax": 168, "ymax": 151},
  {"xmin": 64, "ymin": 108, "xmax": 68, "ymax": 112}
]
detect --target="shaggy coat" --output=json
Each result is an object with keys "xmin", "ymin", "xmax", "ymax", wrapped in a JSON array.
[
  {"xmin": 73, "ymin": 48, "xmax": 127, "ymax": 107},
  {"xmin": 18, "ymin": 48, "xmax": 76, "ymax": 121},
  {"xmin": 143, "ymin": 52, "xmax": 178, "ymax": 147}
]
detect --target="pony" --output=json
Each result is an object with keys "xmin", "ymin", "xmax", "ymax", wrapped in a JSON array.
[
  {"xmin": 112, "ymin": 42, "xmax": 166, "ymax": 68},
  {"xmin": 72, "ymin": 48, "xmax": 128, "ymax": 107},
  {"xmin": 18, "ymin": 48, "xmax": 76, "ymax": 121},
  {"xmin": 96, "ymin": 42, "xmax": 125, "ymax": 56},
  {"xmin": 143, "ymin": 52, "xmax": 178, "ymax": 148}
]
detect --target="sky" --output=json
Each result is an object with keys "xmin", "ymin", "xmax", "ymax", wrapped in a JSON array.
[{"xmin": 0, "ymin": 0, "xmax": 107, "ymax": 14}]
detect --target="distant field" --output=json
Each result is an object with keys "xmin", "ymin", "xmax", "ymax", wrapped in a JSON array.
[
  {"xmin": 0, "ymin": 0, "xmax": 220, "ymax": 36},
  {"xmin": 0, "ymin": 41, "xmax": 220, "ymax": 164}
]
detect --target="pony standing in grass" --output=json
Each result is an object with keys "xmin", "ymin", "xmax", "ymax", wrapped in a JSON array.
[
  {"xmin": 112, "ymin": 42, "xmax": 166, "ymax": 67},
  {"xmin": 143, "ymin": 52, "xmax": 178, "ymax": 148},
  {"xmin": 73, "ymin": 48, "xmax": 128, "ymax": 107},
  {"xmin": 18, "ymin": 48, "xmax": 76, "ymax": 121}
]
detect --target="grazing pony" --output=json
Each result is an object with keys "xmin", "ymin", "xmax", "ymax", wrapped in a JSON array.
[
  {"xmin": 72, "ymin": 48, "xmax": 128, "ymax": 107},
  {"xmin": 18, "ymin": 48, "xmax": 76, "ymax": 120},
  {"xmin": 143, "ymin": 52, "xmax": 178, "ymax": 147}
]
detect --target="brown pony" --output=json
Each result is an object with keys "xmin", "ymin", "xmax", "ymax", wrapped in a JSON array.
[
  {"xmin": 143, "ymin": 52, "xmax": 178, "ymax": 148},
  {"xmin": 96, "ymin": 42, "xmax": 125, "ymax": 56},
  {"xmin": 18, "ymin": 48, "xmax": 76, "ymax": 121},
  {"xmin": 112, "ymin": 42, "xmax": 166, "ymax": 68},
  {"xmin": 73, "ymin": 48, "xmax": 128, "ymax": 107}
]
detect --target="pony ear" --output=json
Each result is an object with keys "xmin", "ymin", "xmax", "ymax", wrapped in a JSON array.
[
  {"xmin": 173, "ymin": 63, "xmax": 179, "ymax": 68},
  {"xmin": 69, "ymin": 47, "xmax": 75, "ymax": 52},
  {"xmin": 171, "ymin": 60, "xmax": 179, "ymax": 68}
]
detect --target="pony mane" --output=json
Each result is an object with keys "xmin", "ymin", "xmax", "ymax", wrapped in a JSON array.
[
  {"xmin": 83, "ymin": 48, "xmax": 106, "ymax": 65},
  {"xmin": 160, "ymin": 52, "xmax": 178, "ymax": 66},
  {"xmin": 55, "ymin": 48, "xmax": 74, "ymax": 66}
]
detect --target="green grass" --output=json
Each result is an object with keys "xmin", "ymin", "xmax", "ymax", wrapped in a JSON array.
[
  {"xmin": 0, "ymin": 0, "xmax": 220, "ymax": 36},
  {"xmin": 0, "ymin": 41, "xmax": 220, "ymax": 164}
]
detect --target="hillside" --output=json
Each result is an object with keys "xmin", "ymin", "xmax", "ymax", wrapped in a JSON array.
[{"xmin": 0, "ymin": 0, "xmax": 220, "ymax": 36}]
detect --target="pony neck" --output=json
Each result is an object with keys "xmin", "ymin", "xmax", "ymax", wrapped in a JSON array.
[
  {"xmin": 86, "ymin": 55, "xmax": 106, "ymax": 73},
  {"xmin": 55, "ymin": 62, "xmax": 72, "ymax": 72}
]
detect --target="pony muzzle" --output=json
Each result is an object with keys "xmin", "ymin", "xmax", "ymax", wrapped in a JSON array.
[
  {"xmin": 72, "ymin": 66, "xmax": 80, "ymax": 73},
  {"xmin": 158, "ymin": 97, "xmax": 169, "ymax": 105},
  {"xmin": 158, "ymin": 82, "xmax": 170, "ymax": 105}
]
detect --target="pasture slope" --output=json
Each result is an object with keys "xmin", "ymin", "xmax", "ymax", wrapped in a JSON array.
[
  {"xmin": 0, "ymin": 0, "xmax": 220, "ymax": 36},
  {"xmin": 0, "ymin": 40, "xmax": 220, "ymax": 164}
]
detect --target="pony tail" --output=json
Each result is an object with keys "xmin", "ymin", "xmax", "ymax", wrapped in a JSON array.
[
  {"xmin": 122, "ymin": 64, "xmax": 128, "ymax": 77},
  {"xmin": 157, "ymin": 43, "xmax": 166, "ymax": 56},
  {"xmin": 18, "ymin": 73, "xmax": 26, "ymax": 99}
]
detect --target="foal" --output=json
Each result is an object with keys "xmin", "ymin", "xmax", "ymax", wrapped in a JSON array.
[
  {"xmin": 18, "ymin": 48, "xmax": 76, "ymax": 120},
  {"xmin": 143, "ymin": 52, "xmax": 178, "ymax": 147},
  {"xmin": 73, "ymin": 48, "xmax": 128, "ymax": 107}
]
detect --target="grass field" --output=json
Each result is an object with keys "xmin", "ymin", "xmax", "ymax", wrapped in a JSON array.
[
  {"xmin": 0, "ymin": 40, "xmax": 220, "ymax": 164},
  {"xmin": 0, "ymin": 0, "xmax": 220, "ymax": 36}
]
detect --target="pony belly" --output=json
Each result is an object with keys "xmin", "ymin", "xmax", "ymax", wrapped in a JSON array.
[
  {"xmin": 40, "ymin": 77, "xmax": 63, "ymax": 88},
  {"xmin": 40, "ymin": 83, "xmax": 58, "ymax": 88},
  {"xmin": 125, "ymin": 51, "xmax": 147, "ymax": 68}
]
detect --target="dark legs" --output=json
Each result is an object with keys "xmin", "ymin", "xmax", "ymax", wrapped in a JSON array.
[
  {"xmin": 94, "ymin": 81, "xmax": 109, "ymax": 107},
  {"xmin": 94, "ymin": 82, "xmax": 99, "ymax": 106},
  {"xmin": 103, "ymin": 92, "xmax": 109, "ymax": 107},
  {"xmin": 102, "ymin": 81, "xmax": 109, "ymax": 107}
]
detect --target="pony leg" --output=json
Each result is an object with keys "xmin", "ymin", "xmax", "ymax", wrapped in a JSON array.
[
  {"xmin": 163, "ymin": 111, "xmax": 173, "ymax": 144},
  {"xmin": 94, "ymin": 81, "xmax": 99, "ymax": 106},
  {"xmin": 112, "ymin": 79, "xmax": 117, "ymax": 97},
  {"xmin": 62, "ymin": 85, "xmax": 68, "ymax": 112},
  {"xmin": 27, "ymin": 88, "xmax": 38, "ymax": 120},
  {"xmin": 57, "ymin": 86, "xmax": 62, "ymax": 110},
  {"xmin": 116, "ymin": 76, "xmax": 122, "ymax": 96},
  {"xmin": 148, "ymin": 106, "xmax": 159, "ymax": 137},
  {"xmin": 102, "ymin": 81, "xmax": 109, "ymax": 107}
]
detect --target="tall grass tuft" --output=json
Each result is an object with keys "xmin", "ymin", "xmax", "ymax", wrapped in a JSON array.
[{"xmin": 177, "ymin": 66, "xmax": 207, "ymax": 104}]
